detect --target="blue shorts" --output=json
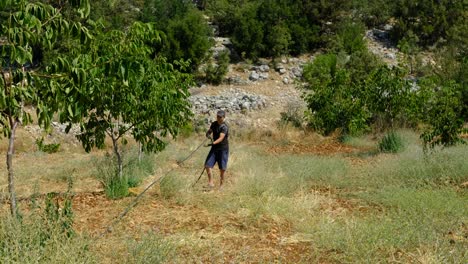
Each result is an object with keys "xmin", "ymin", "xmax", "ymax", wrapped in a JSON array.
[{"xmin": 205, "ymin": 149, "xmax": 229, "ymax": 170}]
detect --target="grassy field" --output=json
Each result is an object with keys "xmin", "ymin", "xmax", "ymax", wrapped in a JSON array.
[{"xmin": 0, "ymin": 127, "xmax": 467, "ymax": 263}]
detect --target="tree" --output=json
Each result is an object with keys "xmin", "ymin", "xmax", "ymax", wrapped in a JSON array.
[
  {"xmin": 0, "ymin": 0, "xmax": 90, "ymax": 217},
  {"xmin": 302, "ymin": 52, "xmax": 415, "ymax": 136},
  {"xmin": 141, "ymin": 0, "xmax": 213, "ymax": 71},
  {"xmin": 47, "ymin": 22, "xmax": 193, "ymax": 185}
]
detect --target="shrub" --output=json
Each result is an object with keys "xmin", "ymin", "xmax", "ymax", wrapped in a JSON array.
[
  {"xmin": 279, "ymin": 101, "xmax": 305, "ymax": 128},
  {"xmin": 302, "ymin": 53, "xmax": 371, "ymax": 135},
  {"xmin": 142, "ymin": 0, "xmax": 213, "ymax": 71},
  {"xmin": 36, "ymin": 137, "xmax": 60, "ymax": 153},
  {"xmin": 0, "ymin": 189, "xmax": 94, "ymax": 262},
  {"xmin": 302, "ymin": 48, "xmax": 416, "ymax": 136},
  {"xmin": 391, "ymin": 0, "xmax": 466, "ymax": 48},
  {"xmin": 420, "ymin": 79, "xmax": 467, "ymax": 148},
  {"xmin": 378, "ymin": 131, "xmax": 405, "ymax": 153},
  {"xmin": 328, "ymin": 20, "xmax": 367, "ymax": 55},
  {"xmin": 204, "ymin": 50, "xmax": 230, "ymax": 85},
  {"xmin": 208, "ymin": 0, "xmax": 343, "ymax": 59}
]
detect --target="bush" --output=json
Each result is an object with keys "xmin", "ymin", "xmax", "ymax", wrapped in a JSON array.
[
  {"xmin": 279, "ymin": 101, "xmax": 305, "ymax": 128},
  {"xmin": 302, "ymin": 53, "xmax": 371, "ymax": 135},
  {"xmin": 204, "ymin": 50, "xmax": 230, "ymax": 85},
  {"xmin": 36, "ymin": 137, "xmax": 60, "ymax": 153},
  {"xmin": 378, "ymin": 131, "xmax": 405, "ymax": 153},
  {"xmin": 142, "ymin": 0, "xmax": 213, "ymax": 71},
  {"xmin": 420, "ymin": 79, "xmax": 467, "ymax": 148},
  {"xmin": 391, "ymin": 0, "xmax": 466, "ymax": 48},
  {"xmin": 208, "ymin": 0, "xmax": 343, "ymax": 59},
  {"xmin": 302, "ymin": 47, "xmax": 416, "ymax": 136},
  {"xmin": 328, "ymin": 20, "xmax": 367, "ymax": 55}
]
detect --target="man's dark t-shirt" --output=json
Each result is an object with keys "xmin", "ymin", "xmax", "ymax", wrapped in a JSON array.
[{"xmin": 210, "ymin": 121, "xmax": 229, "ymax": 151}]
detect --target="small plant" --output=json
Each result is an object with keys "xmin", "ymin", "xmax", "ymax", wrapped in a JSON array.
[
  {"xmin": 44, "ymin": 192, "xmax": 75, "ymax": 238},
  {"xmin": 279, "ymin": 101, "xmax": 305, "ymax": 128},
  {"xmin": 379, "ymin": 131, "xmax": 404, "ymax": 153},
  {"xmin": 36, "ymin": 137, "xmax": 61, "ymax": 153},
  {"xmin": 95, "ymin": 147, "xmax": 154, "ymax": 199},
  {"xmin": 105, "ymin": 176, "xmax": 129, "ymax": 199},
  {"xmin": 95, "ymin": 153, "xmax": 129, "ymax": 199}
]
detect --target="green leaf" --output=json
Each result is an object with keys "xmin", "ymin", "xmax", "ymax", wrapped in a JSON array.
[{"xmin": 68, "ymin": 105, "xmax": 73, "ymax": 117}]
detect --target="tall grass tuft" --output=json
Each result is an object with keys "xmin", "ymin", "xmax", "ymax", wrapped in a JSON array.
[
  {"xmin": 378, "ymin": 131, "xmax": 405, "ymax": 153},
  {"xmin": 159, "ymin": 172, "xmax": 186, "ymax": 200},
  {"xmin": 95, "ymin": 147, "xmax": 155, "ymax": 199}
]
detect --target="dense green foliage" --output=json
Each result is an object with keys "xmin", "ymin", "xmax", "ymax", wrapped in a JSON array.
[
  {"xmin": 301, "ymin": 15, "xmax": 466, "ymax": 147},
  {"xmin": 0, "ymin": 0, "xmax": 91, "ymax": 216},
  {"xmin": 141, "ymin": 0, "xmax": 213, "ymax": 70},
  {"xmin": 204, "ymin": 50, "xmax": 230, "ymax": 84},
  {"xmin": 301, "ymin": 22, "xmax": 418, "ymax": 135},
  {"xmin": 43, "ymin": 21, "xmax": 194, "ymax": 182},
  {"xmin": 391, "ymin": 0, "xmax": 467, "ymax": 47},
  {"xmin": 207, "ymin": 0, "xmax": 348, "ymax": 59}
]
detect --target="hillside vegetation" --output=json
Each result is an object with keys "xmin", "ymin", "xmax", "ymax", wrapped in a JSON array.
[{"xmin": 1, "ymin": 0, "xmax": 467, "ymax": 263}]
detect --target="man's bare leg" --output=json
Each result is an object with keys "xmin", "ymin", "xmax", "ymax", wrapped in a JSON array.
[
  {"xmin": 206, "ymin": 167, "xmax": 215, "ymax": 187},
  {"xmin": 219, "ymin": 169, "xmax": 225, "ymax": 187}
]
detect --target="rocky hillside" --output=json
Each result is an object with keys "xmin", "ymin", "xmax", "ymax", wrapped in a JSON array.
[{"xmin": 24, "ymin": 26, "xmax": 406, "ymax": 141}]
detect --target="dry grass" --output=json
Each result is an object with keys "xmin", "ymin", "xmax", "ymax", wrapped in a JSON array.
[{"xmin": 1, "ymin": 124, "xmax": 467, "ymax": 263}]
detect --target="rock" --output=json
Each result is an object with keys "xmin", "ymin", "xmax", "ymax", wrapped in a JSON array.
[
  {"xmin": 291, "ymin": 67, "xmax": 303, "ymax": 78},
  {"xmin": 259, "ymin": 72, "xmax": 269, "ymax": 80},
  {"xmin": 385, "ymin": 53, "xmax": 396, "ymax": 60},
  {"xmin": 249, "ymin": 71, "xmax": 260, "ymax": 81},
  {"xmin": 279, "ymin": 68, "xmax": 287, "ymax": 75},
  {"xmin": 275, "ymin": 63, "xmax": 285, "ymax": 71},
  {"xmin": 259, "ymin": 64, "xmax": 270, "ymax": 72},
  {"xmin": 282, "ymin": 77, "xmax": 289, "ymax": 84}
]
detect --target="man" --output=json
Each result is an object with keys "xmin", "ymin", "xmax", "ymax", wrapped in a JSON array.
[{"xmin": 204, "ymin": 110, "xmax": 229, "ymax": 189}]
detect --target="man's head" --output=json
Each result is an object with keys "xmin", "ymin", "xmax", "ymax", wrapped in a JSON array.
[
  {"xmin": 217, "ymin": 110, "xmax": 225, "ymax": 118},
  {"xmin": 216, "ymin": 110, "xmax": 225, "ymax": 123}
]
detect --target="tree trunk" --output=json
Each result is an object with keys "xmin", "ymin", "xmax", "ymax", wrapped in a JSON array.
[
  {"xmin": 7, "ymin": 120, "xmax": 18, "ymax": 217},
  {"xmin": 111, "ymin": 134, "xmax": 123, "ymax": 179},
  {"xmin": 138, "ymin": 142, "xmax": 142, "ymax": 163}
]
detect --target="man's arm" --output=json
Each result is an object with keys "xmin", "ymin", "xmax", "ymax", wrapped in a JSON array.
[{"xmin": 212, "ymin": 133, "xmax": 225, "ymax": 145}]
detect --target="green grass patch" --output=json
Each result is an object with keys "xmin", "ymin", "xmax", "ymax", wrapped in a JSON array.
[
  {"xmin": 378, "ymin": 131, "xmax": 405, "ymax": 153},
  {"xmin": 94, "ymin": 147, "xmax": 156, "ymax": 198}
]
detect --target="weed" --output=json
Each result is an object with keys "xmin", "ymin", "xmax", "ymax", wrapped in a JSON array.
[
  {"xmin": 95, "ymin": 146, "xmax": 155, "ymax": 198},
  {"xmin": 379, "ymin": 131, "xmax": 405, "ymax": 153},
  {"xmin": 35, "ymin": 137, "xmax": 60, "ymax": 153},
  {"xmin": 0, "ymin": 215, "xmax": 95, "ymax": 263},
  {"xmin": 159, "ymin": 172, "xmax": 185, "ymax": 200},
  {"xmin": 279, "ymin": 101, "xmax": 305, "ymax": 128}
]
